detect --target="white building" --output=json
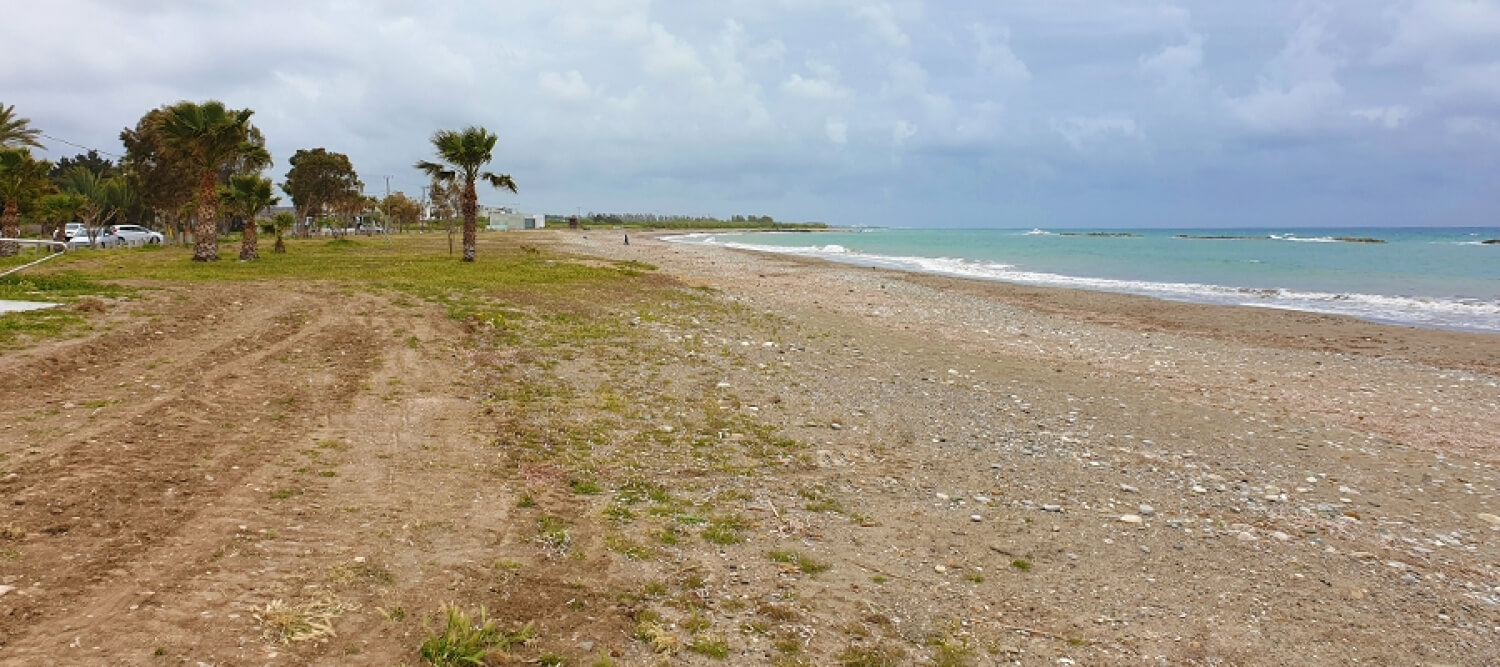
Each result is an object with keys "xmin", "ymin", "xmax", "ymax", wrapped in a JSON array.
[{"xmin": 484, "ymin": 208, "xmax": 545, "ymax": 230}]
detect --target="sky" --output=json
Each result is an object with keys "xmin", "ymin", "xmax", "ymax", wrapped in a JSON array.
[{"xmin": 4, "ymin": 0, "xmax": 1499, "ymax": 228}]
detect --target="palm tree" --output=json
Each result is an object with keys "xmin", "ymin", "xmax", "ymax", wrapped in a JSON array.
[
  {"xmin": 60, "ymin": 166, "xmax": 133, "ymax": 246},
  {"xmin": 0, "ymin": 103, "xmax": 44, "ymax": 149},
  {"xmin": 37, "ymin": 192, "xmax": 85, "ymax": 242},
  {"xmin": 262, "ymin": 211, "xmax": 295, "ymax": 254},
  {"xmin": 220, "ymin": 174, "xmax": 278, "ymax": 260},
  {"xmin": 158, "ymin": 101, "xmax": 269, "ymax": 262},
  {"xmin": 415, "ymin": 127, "xmax": 517, "ymax": 262},
  {"xmin": 0, "ymin": 148, "xmax": 54, "ymax": 256}
]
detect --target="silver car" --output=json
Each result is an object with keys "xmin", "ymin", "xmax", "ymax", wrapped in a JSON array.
[{"xmin": 98, "ymin": 225, "xmax": 166, "ymax": 248}]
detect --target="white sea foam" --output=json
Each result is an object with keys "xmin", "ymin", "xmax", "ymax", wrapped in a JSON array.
[{"xmin": 667, "ymin": 235, "xmax": 1500, "ymax": 333}]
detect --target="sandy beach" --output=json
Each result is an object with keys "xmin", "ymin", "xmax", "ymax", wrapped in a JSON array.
[
  {"xmin": 1, "ymin": 230, "xmax": 1497, "ymax": 665},
  {"xmin": 559, "ymin": 230, "xmax": 1500, "ymax": 663}
]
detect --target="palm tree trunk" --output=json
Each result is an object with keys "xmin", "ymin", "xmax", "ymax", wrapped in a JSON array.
[
  {"xmin": 193, "ymin": 171, "xmax": 218, "ymax": 261},
  {"xmin": 274, "ymin": 232, "xmax": 286, "ymax": 253},
  {"xmin": 461, "ymin": 179, "xmax": 478, "ymax": 262},
  {"xmin": 240, "ymin": 214, "xmax": 259, "ymax": 260},
  {"xmin": 0, "ymin": 200, "xmax": 19, "ymax": 257}
]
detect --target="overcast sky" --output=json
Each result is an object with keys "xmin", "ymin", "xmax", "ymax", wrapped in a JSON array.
[{"xmin": 5, "ymin": 1, "xmax": 1499, "ymax": 228}]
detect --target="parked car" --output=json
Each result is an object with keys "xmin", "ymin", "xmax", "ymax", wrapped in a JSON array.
[
  {"xmin": 56, "ymin": 222, "xmax": 85, "ymax": 241},
  {"xmin": 66, "ymin": 231, "xmax": 101, "ymax": 249},
  {"xmin": 102, "ymin": 224, "xmax": 165, "ymax": 246},
  {"xmin": 65, "ymin": 224, "xmax": 165, "ymax": 249}
]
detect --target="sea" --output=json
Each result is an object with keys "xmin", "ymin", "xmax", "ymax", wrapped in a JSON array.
[{"xmin": 665, "ymin": 227, "xmax": 1500, "ymax": 334}]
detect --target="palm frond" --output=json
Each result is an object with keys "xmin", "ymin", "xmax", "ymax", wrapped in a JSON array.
[
  {"xmin": 414, "ymin": 160, "xmax": 456, "ymax": 182},
  {"xmin": 481, "ymin": 172, "xmax": 518, "ymax": 194}
]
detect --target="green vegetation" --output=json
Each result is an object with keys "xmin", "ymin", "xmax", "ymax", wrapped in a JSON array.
[
  {"xmin": 702, "ymin": 514, "xmax": 748, "ymax": 545},
  {"xmin": 418, "ymin": 605, "xmax": 534, "ymax": 666},
  {"xmin": 768, "ymin": 549, "xmax": 831, "ymax": 575}
]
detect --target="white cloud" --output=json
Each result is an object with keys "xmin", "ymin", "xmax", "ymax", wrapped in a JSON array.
[
  {"xmin": 1350, "ymin": 105, "xmax": 1413, "ymax": 128},
  {"xmin": 1139, "ymin": 33, "xmax": 1204, "ymax": 84},
  {"xmin": 1226, "ymin": 16, "xmax": 1345, "ymax": 133},
  {"xmin": 826, "ymin": 118, "xmax": 849, "ymax": 144},
  {"xmin": 972, "ymin": 23, "xmax": 1031, "ymax": 83},
  {"xmin": 892, "ymin": 119, "xmax": 918, "ymax": 144},
  {"xmin": 782, "ymin": 73, "xmax": 851, "ymax": 101},
  {"xmin": 1374, "ymin": 0, "xmax": 1500, "ymax": 64},
  {"xmin": 855, "ymin": 3, "xmax": 910, "ymax": 48},
  {"xmin": 642, "ymin": 23, "xmax": 708, "ymax": 78},
  {"xmin": 537, "ymin": 70, "xmax": 595, "ymax": 102},
  {"xmin": 1050, "ymin": 113, "xmax": 1143, "ymax": 150}
]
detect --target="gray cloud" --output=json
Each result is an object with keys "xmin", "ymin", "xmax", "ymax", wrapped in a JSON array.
[{"xmin": 3, "ymin": 0, "xmax": 1497, "ymax": 227}]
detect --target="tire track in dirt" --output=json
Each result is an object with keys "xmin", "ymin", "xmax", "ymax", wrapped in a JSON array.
[
  {"xmin": 0, "ymin": 283, "xmax": 577, "ymax": 665},
  {"xmin": 0, "ymin": 285, "xmax": 390, "ymax": 660}
]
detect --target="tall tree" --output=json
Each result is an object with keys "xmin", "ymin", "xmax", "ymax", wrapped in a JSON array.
[
  {"xmin": 0, "ymin": 148, "xmax": 55, "ymax": 256},
  {"xmin": 415, "ymin": 127, "xmax": 517, "ymax": 262},
  {"xmin": 50, "ymin": 150, "xmax": 116, "ymax": 183},
  {"xmin": 158, "ymin": 100, "xmax": 269, "ymax": 262},
  {"xmin": 427, "ymin": 178, "xmax": 458, "ymax": 222},
  {"xmin": 0, "ymin": 103, "xmax": 44, "ymax": 149},
  {"xmin": 219, "ymin": 174, "xmax": 278, "ymax": 260},
  {"xmin": 121, "ymin": 108, "xmax": 197, "ymax": 241},
  {"xmin": 382, "ymin": 191, "xmax": 422, "ymax": 231},
  {"xmin": 281, "ymin": 148, "xmax": 361, "ymax": 235}
]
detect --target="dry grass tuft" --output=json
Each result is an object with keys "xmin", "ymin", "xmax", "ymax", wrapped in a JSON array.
[{"xmin": 253, "ymin": 595, "xmax": 357, "ymax": 643}]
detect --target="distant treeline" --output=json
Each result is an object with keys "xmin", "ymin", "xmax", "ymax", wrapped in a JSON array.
[{"xmin": 580, "ymin": 213, "xmax": 827, "ymax": 230}]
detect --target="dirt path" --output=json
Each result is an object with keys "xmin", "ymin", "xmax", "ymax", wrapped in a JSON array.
[{"xmin": 0, "ymin": 283, "xmax": 527, "ymax": 664}]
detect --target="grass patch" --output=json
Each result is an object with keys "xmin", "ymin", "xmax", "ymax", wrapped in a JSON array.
[
  {"xmin": 568, "ymin": 476, "xmax": 603, "ymax": 495},
  {"xmin": 768, "ymin": 550, "xmax": 831, "ymax": 575},
  {"xmin": 536, "ymin": 515, "xmax": 572, "ymax": 555},
  {"xmin": 604, "ymin": 535, "xmax": 654, "ymax": 561},
  {"xmin": 418, "ymin": 605, "xmax": 535, "ymax": 666},
  {"xmin": 688, "ymin": 635, "xmax": 730, "ymax": 659},
  {"xmin": 837, "ymin": 644, "xmax": 906, "ymax": 667},
  {"xmin": 702, "ymin": 514, "xmax": 748, "ymax": 545},
  {"xmin": 1010, "ymin": 558, "xmax": 1032, "ymax": 572},
  {"xmin": 632, "ymin": 621, "xmax": 682, "ymax": 654}
]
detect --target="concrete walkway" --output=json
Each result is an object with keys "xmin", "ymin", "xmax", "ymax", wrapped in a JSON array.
[{"xmin": 0, "ymin": 300, "xmax": 60, "ymax": 314}]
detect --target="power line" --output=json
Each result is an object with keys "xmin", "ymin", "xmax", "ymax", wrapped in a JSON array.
[{"xmin": 38, "ymin": 133, "xmax": 123, "ymax": 159}]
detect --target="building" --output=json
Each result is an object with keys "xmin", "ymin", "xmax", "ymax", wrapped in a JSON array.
[{"xmin": 484, "ymin": 208, "xmax": 545, "ymax": 230}]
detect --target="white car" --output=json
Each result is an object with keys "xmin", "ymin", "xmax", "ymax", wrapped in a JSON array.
[
  {"xmin": 57, "ymin": 222, "xmax": 84, "ymax": 241},
  {"xmin": 66, "ymin": 224, "xmax": 164, "ymax": 249},
  {"xmin": 103, "ymin": 224, "xmax": 165, "ymax": 246}
]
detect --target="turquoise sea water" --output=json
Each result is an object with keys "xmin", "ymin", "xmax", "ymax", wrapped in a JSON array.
[{"xmin": 668, "ymin": 227, "xmax": 1500, "ymax": 333}]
